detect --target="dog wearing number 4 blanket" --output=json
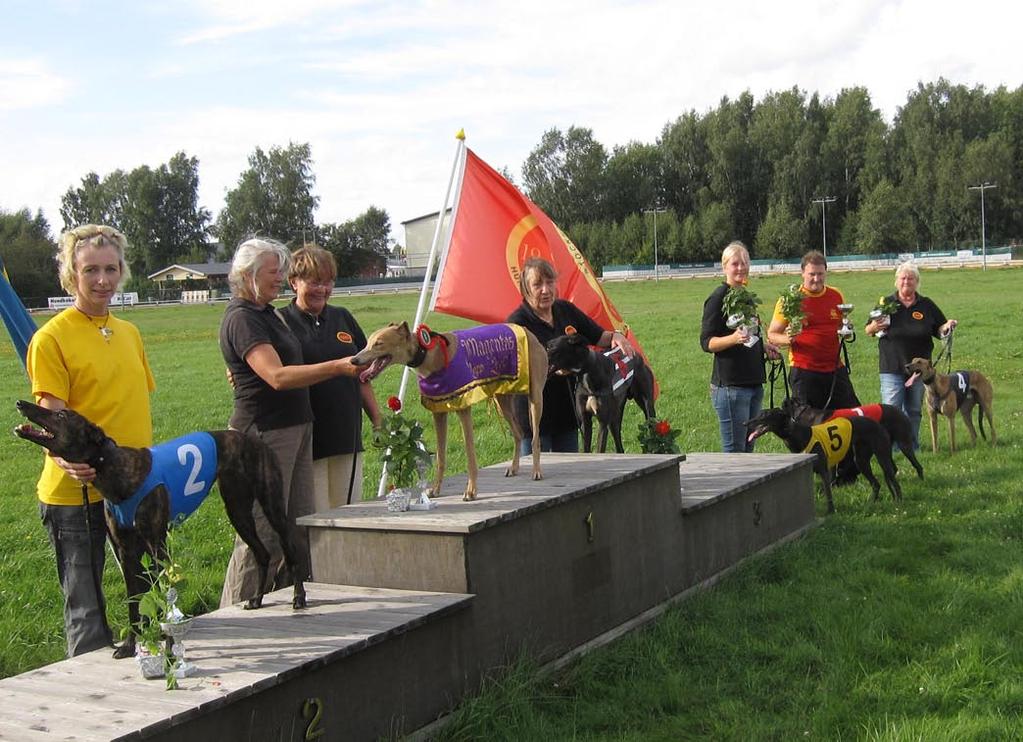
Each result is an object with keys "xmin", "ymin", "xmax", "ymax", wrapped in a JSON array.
[
  {"xmin": 14, "ymin": 400, "xmax": 307, "ymax": 660},
  {"xmin": 746, "ymin": 407, "xmax": 902, "ymax": 514},
  {"xmin": 545, "ymin": 332, "xmax": 656, "ymax": 453}
]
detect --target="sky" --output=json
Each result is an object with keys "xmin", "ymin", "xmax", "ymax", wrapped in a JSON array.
[{"xmin": 1, "ymin": 0, "xmax": 1020, "ymax": 245}]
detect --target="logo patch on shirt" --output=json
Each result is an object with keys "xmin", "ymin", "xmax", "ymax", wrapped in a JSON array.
[
  {"xmin": 336, "ymin": 331, "xmax": 353, "ymax": 343},
  {"xmin": 912, "ymin": 311, "xmax": 924, "ymax": 320},
  {"xmin": 564, "ymin": 325, "xmax": 577, "ymax": 335}
]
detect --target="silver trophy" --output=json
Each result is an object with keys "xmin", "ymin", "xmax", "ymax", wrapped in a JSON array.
[
  {"xmin": 726, "ymin": 314, "xmax": 760, "ymax": 348},
  {"xmin": 160, "ymin": 587, "xmax": 195, "ymax": 679},
  {"xmin": 868, "ymin": 308, "xmax": 890, "ymax": 338},
  {"xmin": 837, "ymin": 304, "xmax": 856, "ymax": 340}
]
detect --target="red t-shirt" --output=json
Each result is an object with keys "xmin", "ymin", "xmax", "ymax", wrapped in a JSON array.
[{"xmin": 773, "ymin": 286, "xmax": 845, "ymax": 372}]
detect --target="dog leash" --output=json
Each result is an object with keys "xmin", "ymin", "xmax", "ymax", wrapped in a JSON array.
[
  {"xmin": 822, "ymin": 339, "xmax": 854, "ymax": 410},
  {"xmin": 768, "ymin": 356, "xmax": 790, "ymax": 408},
  {"xmin": 933, "ymin": 326, "xmax": 954, "ymax": 374},
  {"xmin": 81, "ymin": 483, "xmax": 108, "ymax": 629}
]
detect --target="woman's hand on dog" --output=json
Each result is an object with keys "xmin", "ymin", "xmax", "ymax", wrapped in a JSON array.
[
  {"xmin": 605, "ymin": 330, "xmax": 635, "ymax": 358},
  {"xmin": 50, "ymin": 454, "xmax": 97, "ymax": 483}
]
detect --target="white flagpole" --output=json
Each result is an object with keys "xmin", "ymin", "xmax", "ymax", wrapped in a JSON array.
[
  {"xmin": 428, "ymin": 141, "xmax": 470, "ymax": 314},
  {"xmin": 376, "ymin": 130, "xmax": 468, "ymax": 499}
]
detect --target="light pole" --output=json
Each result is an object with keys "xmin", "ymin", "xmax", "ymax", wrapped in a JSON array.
[
  {"xmin": 811, "ymin": 196, "xmax": 837, "ymax": 258},
  {"xmin": 968, "ymin": 182, "xmax": 997, "ymax": 271},
  {"xmin": 642, "ymin": 206, "xmax": 667, "ymax": 280}
]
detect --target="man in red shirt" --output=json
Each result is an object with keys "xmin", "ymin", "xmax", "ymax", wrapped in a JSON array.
[{"xmin": 767, "ymin": 251, "xmax": 860, "ymax": 410}]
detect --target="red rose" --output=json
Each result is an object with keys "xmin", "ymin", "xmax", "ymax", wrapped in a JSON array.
[
  {"xmin": 387, "ymin": 396, "xmax": 402, "ymax": 412},
  {"xmin": 654, "ymin": 420, "xmax": 671, "ymax": 436}
]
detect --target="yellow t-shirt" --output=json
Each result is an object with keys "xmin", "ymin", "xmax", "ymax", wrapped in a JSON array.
[
  {"xmin": 803, "ymin": 417, "xmax": 853, "ymax": 469},
  {"xmin": 26, "ymin": 308, "xmax": 155, "ymax": 506}
]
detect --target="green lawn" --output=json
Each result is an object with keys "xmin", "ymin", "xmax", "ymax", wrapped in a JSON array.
[{"xmin": 1, "ymin": 267, "xmax": 1020, "ymax": 739}]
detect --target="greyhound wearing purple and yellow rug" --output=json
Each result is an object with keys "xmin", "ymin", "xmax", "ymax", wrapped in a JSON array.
[{"xmin": 353, "ymin": 321, "xmax": 547, "ymax": 500}]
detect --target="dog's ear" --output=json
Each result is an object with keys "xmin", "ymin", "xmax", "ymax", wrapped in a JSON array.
[
  {"xmin": 398, "ymin": 321, "xmax": 411, "ymax": 338},
  {"xmin": 568, "ymin": 333, "xmax": 587, "ymax": 347}
]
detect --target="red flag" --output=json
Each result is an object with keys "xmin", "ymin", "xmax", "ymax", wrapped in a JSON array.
[{"xmin": 432, "ymin": 148, "xmax": 654, "ymax": 391}]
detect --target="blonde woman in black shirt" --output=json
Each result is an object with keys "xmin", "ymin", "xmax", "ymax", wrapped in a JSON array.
[{"xmin": 700, "ymin": 242, "xmax": 777, "ymax": 452}]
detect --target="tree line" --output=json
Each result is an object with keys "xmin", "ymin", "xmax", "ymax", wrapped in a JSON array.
[
  {"xmin": 522, "ymin": 79, "xmax": 1022, "ymax": 267},
  {"xmin": 2, "ymin": 78, "xmax": 1020, "ymax": 303},
  {"xmin": 1, "ymin": 143, "xmax": 392, "ymax": 303}
]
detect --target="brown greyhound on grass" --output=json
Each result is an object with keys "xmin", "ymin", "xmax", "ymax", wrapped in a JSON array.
[
  {"xmin": 14, "ymin": 400, "xmax": 307, "ymax": 659},
  {"xmin": 352, "ymin": 321, "xmax": 547, "ymax": 501},
  {"xmin": 904, "ymin": 357, "xmax": 995, "ymax": 453}
]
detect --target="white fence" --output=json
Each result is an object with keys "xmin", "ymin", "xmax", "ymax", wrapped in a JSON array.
[
  {"xmin": 602, "ymin": 250, "xmax": 1014, "ymax": 280},
  {"xmin": 47, "ymin": 292, "xmax": 138, "ymax": 310},
  {"xmin": 181, "ymin": 290, "xmax": 210, "ymax": 304}
]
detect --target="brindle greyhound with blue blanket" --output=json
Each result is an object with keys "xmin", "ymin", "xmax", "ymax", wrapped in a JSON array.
[
  {"xmin": 352, "ymin": 321, "xmax": 547, "ymax": 501},
  {"xmin": 14, "ymin": 400, "xmax": 307, "ymax": 659},
  {"xmin": 904, "ymin": 357, "xmax": 995, "ymax": 453}
]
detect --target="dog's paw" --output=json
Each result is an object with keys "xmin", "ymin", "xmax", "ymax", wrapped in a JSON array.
[
  {"xmin": 532, "ymin": 469, "xmax": 543, "ymax": 481},
  {"xmin": 112, "ymin": 641, "xmax": 134, "ymax": 660},
  {"xmin": 292, "ymin": 593, "xmax": 307, "ymax": 610},
  {"xmin": 504, "ymin": 464, "xmax": 518, "ymax": 477},
  {"xmin": 244, "ymin": 595, "xmax": 264, "ymax": 610},
  {"xmin": 462, "ymin": 489, "xmax": 477, "ymax": 501}
]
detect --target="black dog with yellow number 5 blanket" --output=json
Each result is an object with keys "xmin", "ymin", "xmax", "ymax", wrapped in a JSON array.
[{"xmin": 746, "ymin": 407, "xmax": 902, "ymax": 513}]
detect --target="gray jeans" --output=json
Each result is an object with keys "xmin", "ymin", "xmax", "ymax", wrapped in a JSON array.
[{"xmin": 40, "ymin": 500, "xmax": 113, "ymax": 657}]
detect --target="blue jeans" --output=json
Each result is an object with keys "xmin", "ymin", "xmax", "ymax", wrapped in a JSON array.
[
  {"xmin": 519, "ymin": 429, "xmax": 580, "ymax": 455},
  {"xmin": 881, "ymin": 372, "xmax": 924, "ymax": 449},
  {"xmin": 711, "ymin": 384, "xmax": 764, "ymax": 453},
  {"xmin": 40, "ymin": 501, "xmax": 113, "ymax": 657}
]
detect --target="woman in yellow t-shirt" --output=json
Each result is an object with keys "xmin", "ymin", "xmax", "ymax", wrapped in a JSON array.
[{"xmin": 26, "ymin": 225, "xmax": 155, "ymax": 657}]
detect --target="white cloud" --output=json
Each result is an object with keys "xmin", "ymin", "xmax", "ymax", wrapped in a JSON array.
[{"xmin": 0, "ymin": 59, "xmax": 70, "ymax": 112}]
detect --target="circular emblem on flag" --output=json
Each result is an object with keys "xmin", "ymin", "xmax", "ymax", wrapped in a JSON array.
[
  {"xmin": 505, "ymin": 215, "xmax": 556, "ymax": 290},
  {"xmin": 336, "ymin": 331, "xmax": 353, "ymax": 344},
  {"xmin": 912, "ymin": 311, "xmax": 924, "ymax": 320}
]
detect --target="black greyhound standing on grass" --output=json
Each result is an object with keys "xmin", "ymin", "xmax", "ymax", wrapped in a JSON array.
[
  {"xmin": 746, "ymin": 406, "xmax": 902, "ymax": 513},
  {"xmin": 14, "ymin": 400, "xmax": 307, "ymax": 659}
]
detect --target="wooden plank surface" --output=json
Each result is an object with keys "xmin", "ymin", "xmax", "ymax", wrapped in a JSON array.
[
  {"xmin": 298, "ymin": 453, "xmax": 683, "ymax": 534},
  {"xmin": 0, "ymin": 583, "xmax": 472, "ymax": 741},
  {"xmin": 679, "ymin": 452, "xmax": 814, "ymax": 511}
]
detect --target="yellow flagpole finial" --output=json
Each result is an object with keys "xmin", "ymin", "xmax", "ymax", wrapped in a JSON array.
[{"xmin": 455, "ymin": 128, "xmax": 466, "ymax": 140}]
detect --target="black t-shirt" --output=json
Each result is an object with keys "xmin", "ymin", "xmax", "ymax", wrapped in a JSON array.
[
  {"xmin": 876, "ymin": 294, "xmax": 947, "ymax": 375},
  {"xmin": 219, "ymin": 298, "xmax": 313, "ymax": 432},
  {"xmin": 700, "ymin": 282, "xmax": 767, "ymax": 387},
  {"xmin": 506, "ymin": 299, "xmax": 605, "ymax": 435},
  {"xmin": 279, "ymin": 301, "xmax": 368, "ymax": 459}
]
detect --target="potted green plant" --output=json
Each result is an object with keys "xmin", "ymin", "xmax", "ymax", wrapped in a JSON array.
[
  {"xmin": 721, "ymin": 283, "xmax": 763, "ymax": 347},
  {"xmin": 868, "ymin": 295, "xmax": 899, "ymax": 338},
  {"xmin": 778, "ymin": 284, "xmax": 807, "ymax": 336},
  {"xmin": 372, "ymin": 396, "xmax": 433, "ymax": 511},
  {"xmin": 130, "ymin": 546, "xmax": 188, "ymax": 689}
]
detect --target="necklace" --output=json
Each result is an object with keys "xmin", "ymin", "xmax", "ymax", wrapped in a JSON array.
[{"xmin": 75, "ymin": 306, "xmax": 113, "ymax": 342}]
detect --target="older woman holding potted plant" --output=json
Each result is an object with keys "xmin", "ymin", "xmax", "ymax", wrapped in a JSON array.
[
  {"xmin": 865, "ymin": 261, "xmax": 957, "ymax": 448},
  {"xmin": 700, "ymin": 241, "xmax": 778, "ymax": 452}
]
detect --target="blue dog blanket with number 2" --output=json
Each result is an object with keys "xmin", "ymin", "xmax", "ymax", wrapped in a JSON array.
[{"xmin": 106, "ymin": 432, "xmax": 218, "ymax": 528}]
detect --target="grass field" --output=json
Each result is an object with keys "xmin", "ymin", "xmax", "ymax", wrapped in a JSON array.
[{"xmin": 1, "ymin": 267, "xmax": 1020, "ymax": 738}]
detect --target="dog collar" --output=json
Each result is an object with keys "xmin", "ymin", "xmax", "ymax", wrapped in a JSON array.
[{"xmin": 410, "ymin": 324, "xmax": 449, "ymax": 369}]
